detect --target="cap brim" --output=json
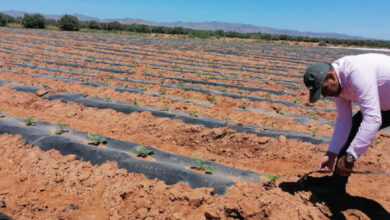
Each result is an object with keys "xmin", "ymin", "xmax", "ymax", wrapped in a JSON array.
[{"xmin": 309, "ymin": 85, "xmax": 322, "ymax": 103}]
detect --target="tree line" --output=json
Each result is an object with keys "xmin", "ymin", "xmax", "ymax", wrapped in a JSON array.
[{"xmin": 1, "ymin": 12, "xmax": 389, "ymax": 48}]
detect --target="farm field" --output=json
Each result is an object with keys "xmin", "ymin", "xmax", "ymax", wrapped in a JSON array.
[{"xmin": 0, "ymin": 27, "xmax": 390, "ymax": 219}]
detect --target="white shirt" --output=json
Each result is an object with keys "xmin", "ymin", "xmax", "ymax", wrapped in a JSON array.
[{"xmin": 328, "ymin": 53, "xmax": 390, "ymax": 159}]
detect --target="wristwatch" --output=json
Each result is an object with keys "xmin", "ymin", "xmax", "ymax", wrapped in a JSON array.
[{"xmin": 345, "ymin": 153, "xmax": 356, "ymax": 163}]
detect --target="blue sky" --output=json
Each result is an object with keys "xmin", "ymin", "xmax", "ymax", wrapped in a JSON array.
[{"xmin": 1, "ymin": 0, "xmax": 390, "ymax": 40}]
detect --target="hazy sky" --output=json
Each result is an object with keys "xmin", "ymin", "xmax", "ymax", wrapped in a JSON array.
[{"xmin": 1, "ymin": 0, "xmax": 389, "ymax": 40}]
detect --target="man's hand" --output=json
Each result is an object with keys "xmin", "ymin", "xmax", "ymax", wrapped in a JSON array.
[
  {"xmin": 335, "ymin": 155, "xmax": 355, "ymax": 176},
  {"xmin": 318, "ymin": 151, "xmax": 337, "ymax": 171}
]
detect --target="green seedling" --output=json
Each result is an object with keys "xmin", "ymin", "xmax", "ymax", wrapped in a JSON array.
[
  {"xmin": 159, "ymin": 78, "xmax": 166, "ymax": 84},
  {"xmin": 55, "ymin": 122, "xmax": 68, "ymax": 135},
  {"xmin": 133, "ymin": 100, "xmax": 139, "ymax": 107},
  {"xmin": 109, "ymin": 74, "xmax": 114, "ymax": 79},
  {"xmin": 25, "ymin": 116, "xmax": 37, "ymax": 126},
  {"xmin": 274, "ymin": 106, "xmax": 283, "ymax": 114},
  {"xmin": 105, "ymin": 97, "xmax": 112, "ymax": 102},
  {"xmin": 207, "ymin": 95, "xmax": 219, "ymax": 104},
  {"xmin": 184, "ymin": 94, "xmax": 192, "ymax": 99},
  {"xmin": 0, "ymin": 108, "xmax": 5, "ymax": 118},
  {"xmin": 83, "ymin": 78, "xmax": 89, "ymax": 83},
  {"xmin": 322, "ymin": 99, "xmax": 330, "ymax": 107},
  {"xmin": 124, "ymin": 75, "xmax": 129, "ymax": 80},
  {"xmin": 310, "ymin": 126, "xmax": 318, "ymax": 137},
  {"xmin": 138, "ymin": 84, "xmax": 147, "ymax": 91},
  {"xmin": 293, "ymin": 98, "xmax": 301, "ymax": 104},
  {"xmin": 123, "ymin": 84, "xmax": 128, "ymax": 89},
  {"xmin": 42, "ymin": 84, "xmax": 50, "ymax": 90},
  {"xmin": 87, "ymin": 132, "xmax": 107, "ymax": 145},
  {"xmin": 192, "ymin": 153, "xmax": 213, "ymax": 174},
  {"xmin": 197, "ymin": 85, "xmax": 203, "ymax": 89},
  {"xmin": 239, "ymin": 99, "xmax": 247, "ymax": 109},
  {"xmin": 371, "ymin": 138, "xmax": 380, "ymax": 148},
  {"xmin": 160, "ymin": 104, "xmax": 169, "ymax": 111},
  {"xmin": 263, "ymin": 173, "xmax": 280, "ymax": 186},
  {"xmin": 81, "ymin": 92, "xmax": 88, "ymax": 97},
  {"xmin": 178, "ymin": 81, "xmax": 184, "ymax": 87},
  {"xmin": 308, "ymin": 110, "xmax": 320, "ymax": 120},
  {"xmin": 219, "ymin": 86, "xmax": 227, "ymax": 92},
  {"xmin": 240, "ymin": 89, "xmax": 250, "ymax": 96},
  {"xmin": 136, "ymin": 146, "xmax": 154, "ymax": 158},
  {"xmin": 225, "ymin": 113, "xmax": 230, "ymax": 125},
  {"xmin": 159, "ymin": 87, "xmax": 167, "ymax": 95},
  {"xmin": 189, "ymin": 111, "xmax": 199, "ymax": 118}
]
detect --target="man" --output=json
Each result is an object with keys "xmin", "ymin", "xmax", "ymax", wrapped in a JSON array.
[{"xmin": 303, "ymin": 53, "xmax": 390, "ymax": 191}]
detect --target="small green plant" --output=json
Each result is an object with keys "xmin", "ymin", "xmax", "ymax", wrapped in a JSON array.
[
  {"xmin": 219, "ymin": 86, "xmax": 227, "ymax": 92},
  {"xmin": 55, "ymin": 122, "xmax": 68, "ymax": 135},
  {"xmin": 159, "ymin": 87, "xmax": 167, "ymax": 95},
  {"xmin": 371, "ymin": 138, "xmax": 380, "ymax": 148},
  {"xmin": 192, "ymin": 153, "xmax": 213, "ymax": 174},
  {"xmin": 42, "ymin": 84, "xmax": 49, "ymax": 90},
  {"xmin": 322, "ymin": 99, "xmax": 330, "ymax": 107},
  {"xmin": 25, "ymin": 116, "xmax": 37, "ymax": 126},
  {"xmin": 225, "ymin": 113, "xmax": 230, "ymax": 125},
  {"xmin": 159, "ymin": 78, "xmax": 165, "ymax": 84},
  {"xmin": 184, "ymin": 93, "xmax": 192, "ymax": 99},
  {"xmin": 87, "ymin": 132, "xmax": 107, "ymax": 145},
  {"xmin": 124, "ymin": 75, "xmax": 129, "ymax": 80},
  {"xmin": 160, "ymin": 104, "xmax": 169, "ymax": 111},
  {"xmin": 123, "ymin": 83, "xmax": 128, "ymax": 89},
  {"xmin": 263, "ymin": 173, "xmax": 280, "ymax": 186},
  {"xmin": 293, "ymin": 98, "xmax": 301, "ymax": 104},
  {"xmin": 274, "ymin": 106, "xmax": 283, "ymax": 114},
  {"xmin": 109, "ymin": 74, "xmax": 114, "ymax": 79},
  {"xmin": 105, "ymin": 97, "xmax": 112, "ymax": 102},
  {"xmin": 207, "ymin": 95, "xmax": 219, "ymax": 104},
  {"xmin": 189, "ymin": 111, "xmax": 199, "ymax": 117},
  {"xmin": 138, "ymin": 84, "xmax": 147, "ymax": 91},
  {"xmin": 133, "ymin": 100, "xmax": 139, "ymax": 107},
  {"xmin": 308, "ymin": 110, "xmax": 320, "ymax": 120},
  {"xmin": 81, "ymin": 92, "xmax": 88, "ymax": 97},
  {"xmin": 240, "ymin": 89, "xmax": 250, "ymax": 96},
  {"xmin": 136, "ymin": 146, "xmax": 154, "ymax": 158},
  {"xmin": 178, "ymin": 81, "xmax": 184, "ymax": 87},
  {"xmin": 0, "ymin": 108, "xmax": 4, "ymax": 118},
  {"xmin": 310, "ymin": 126, "xmax": 318, "ymax": 137},
  {"xmin": 239, "ymin": 99, "xmax": 247, "ymax": 109}
]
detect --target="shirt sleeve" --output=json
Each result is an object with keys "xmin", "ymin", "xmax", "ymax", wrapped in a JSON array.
[
  {"xmin": 328, "ymin": 97, "xmax": 352, "ymax": 154},
  {"xmin": 346, "ymin": 68, "xmax": 381, "ymax": 159}
]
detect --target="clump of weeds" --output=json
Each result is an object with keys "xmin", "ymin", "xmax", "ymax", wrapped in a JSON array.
[
  {"xmin": 191, "ymin": 153, "xmax": 213, "ymax": 174},
  {"xmin": 136, "ymin": 146, "xmax": 154, "ymax": 158},
  {"xmin": 55, "ymin": 122, "xmax": 68, "ymax": 135},
  {"xmin": 25, "ymin": 116, "xmax": 37, "ymax": 126},
  {"xmin": 87, "ymin": 132, "xmax": 107, "ymax": 146}
]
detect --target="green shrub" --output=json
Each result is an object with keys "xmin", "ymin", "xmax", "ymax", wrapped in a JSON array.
[
  {"xmin": 22, "ymin": 13, "xmax": 46, "ymax": 29},
  {"xmin": 58, "ymin": 14, "xmax": 79, "ymax": 31}
]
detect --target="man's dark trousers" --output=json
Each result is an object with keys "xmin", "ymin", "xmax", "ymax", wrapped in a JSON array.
[{"xmin": 334, "ymin": 110, "xmax": 390, "ymax": 192}]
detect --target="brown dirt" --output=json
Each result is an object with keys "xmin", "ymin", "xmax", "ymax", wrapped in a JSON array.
[{"xmin": 1, "ymin": 27, "xmax": 390, "ymax": 219}]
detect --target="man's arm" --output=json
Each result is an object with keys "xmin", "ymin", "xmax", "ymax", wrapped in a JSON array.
[
  {"xmin": 328, "ymin": 97, "xmax": 352, "ymax": 154},
  {"xmin": 346, "ymin": 69, "xmax": 381, "ymax": 159}
]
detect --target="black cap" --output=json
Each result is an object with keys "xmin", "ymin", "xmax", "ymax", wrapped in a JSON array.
[{"xmin": 303, "ymin": 62, "xmax": 330, "ymax": 103}]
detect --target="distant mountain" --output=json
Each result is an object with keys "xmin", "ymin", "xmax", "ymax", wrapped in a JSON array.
[{"xmin": 1, "ymin": 10, "xmax": 367, "ymax": 40}]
